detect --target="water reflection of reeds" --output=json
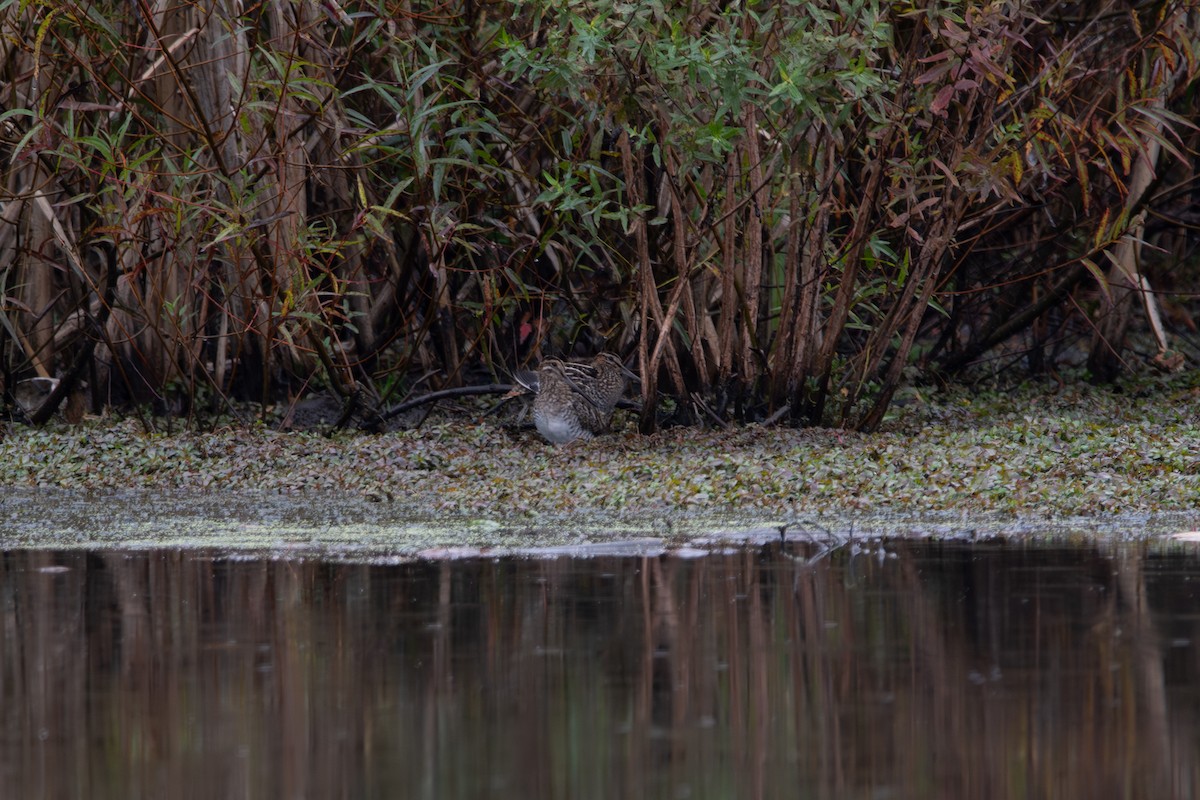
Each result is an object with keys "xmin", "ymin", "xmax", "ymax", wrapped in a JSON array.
[{"xmin": 0, "ymin": 544, "xmax": 1197, "ymax": 799}]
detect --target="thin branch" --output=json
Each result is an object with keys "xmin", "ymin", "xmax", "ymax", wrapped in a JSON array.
[{"xmin": 380, "ymin": 384, "xmax": 518, "ymax": 421}]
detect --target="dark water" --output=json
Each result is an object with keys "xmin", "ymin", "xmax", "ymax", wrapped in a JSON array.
[{"xmin": 2, "ymin": 540, "xmax": 1198, "ymax": 799}]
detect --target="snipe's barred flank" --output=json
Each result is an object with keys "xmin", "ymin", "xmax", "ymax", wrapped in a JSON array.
[{"xmin": 514, "ymin": 354, "xmax": 636, "ymax": 444}]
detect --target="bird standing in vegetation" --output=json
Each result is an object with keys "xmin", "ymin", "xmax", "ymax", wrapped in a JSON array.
[{"xmin": 514, "ymin": 353, "xmax": 635, "ymax": 444}]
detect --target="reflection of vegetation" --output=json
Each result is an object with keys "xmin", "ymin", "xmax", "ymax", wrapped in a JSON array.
[
  {"xmin": 2, "ymin": 544, "xmax": 1195, "ymax": 797},
  {"xmin": 1, "ymin": 2, "xmax": 1198, "ymax": 429}
]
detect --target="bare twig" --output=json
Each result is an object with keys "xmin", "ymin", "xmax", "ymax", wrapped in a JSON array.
[{"xmin": 380, "ymin": 384, "xmax": 518, "ymax": 421}]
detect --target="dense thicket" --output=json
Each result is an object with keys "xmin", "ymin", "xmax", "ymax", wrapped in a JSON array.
[{"xmin": 1, "ymin": 0, "xmax": 1198, "ymax": 429}]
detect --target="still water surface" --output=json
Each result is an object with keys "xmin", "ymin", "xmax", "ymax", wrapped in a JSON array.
[{"xmin": 2, "ymin": 540, "xmax": 1198, "ymax": 799}]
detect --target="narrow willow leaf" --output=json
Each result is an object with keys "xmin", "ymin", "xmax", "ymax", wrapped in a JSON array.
[{"xmin": 1080, "ymin": 257, "xmax": 1111, "ymax": 303}]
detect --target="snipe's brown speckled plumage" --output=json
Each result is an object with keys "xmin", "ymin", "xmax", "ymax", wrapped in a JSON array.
[{"xmin": 514, "ymin": 354, "xmax": 635, "ymax": 444}]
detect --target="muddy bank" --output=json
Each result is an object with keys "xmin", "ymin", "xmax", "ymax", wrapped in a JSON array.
[
  {"xmin": 1, "ymin": 487, "xmax": 1198, "ymax": 558},
  {"xmin": 1, "ymin": 380, "xmax": 1198, "ymax": 554}
]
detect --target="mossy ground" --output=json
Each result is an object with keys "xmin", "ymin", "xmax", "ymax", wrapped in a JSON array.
[{"xmin": 2, "ymin": 376, "xmax": 1198, "ymax": 525}]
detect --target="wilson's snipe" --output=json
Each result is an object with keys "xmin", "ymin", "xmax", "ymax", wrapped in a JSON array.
[{"xmin": 515, "ymin": 353, "xmax": 635, "ymax": 444}]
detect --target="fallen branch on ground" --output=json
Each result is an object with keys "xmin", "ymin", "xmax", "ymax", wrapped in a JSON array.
[{"xmin": 380, "ymin": 384, "xmax": 519, "ymax": 422}]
